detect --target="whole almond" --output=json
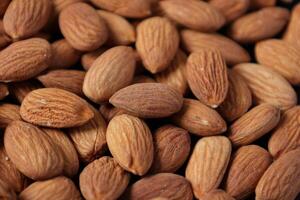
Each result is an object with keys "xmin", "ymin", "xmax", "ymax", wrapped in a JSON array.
[
  {"xmin": 59, "ymin": 2, "xmax": 108, "ymax": 51},
  {"xmin": 172, "ymin": 99, "xmax": 227, "ymax": 136},
  {"xmin": 20, "ymin": 88, "xmax": 94, "ymax": 128},
  {"xmin": 283, "ymin": 4, "xmax": 300, "ymax": 48},
  {"xmin": 99, "ymin": 103, "xmax": 131, "ymax": 122},
  {"xmin": 110, "ymin": 83, "xmax": 183, "ymax": 118},
  {"xmin": 159, "ymin": 0, "xmax": 225, "ymax": 32},
  {"xmin": 0, "ymin": 0, "xmax": 10, "ymax": 16},
  {"xmin": 81, "ymin": 48, "xmax": 107, "ymax": 71},
  {"xmin": 185, "ymin": 136, "xmax": 231, "ymax": 198},
  {"xmin": 0, "ymin": 180, "xmax": 17, "ymax": 200},
  {"xmin": 201, "ymin": 190, "xmax": 235, "ymax": 200},
  {"xmin": 233, "ymin": 63, "xmax": 297, "ymax": 110},
  {"xmin": 0, "ymin": 104, "xmax": 20, "ymax": 128},
  {"xmin": 83, "ymin": 46, "xmax": 136, "ymax": 103},
  {"xmin": 187, "ymin": 49, "xmax": 228, "ymax": 108},
  {"xmin": 8, "ymin": 80, "xmax": 42, "ymax": 103},
  {"xmin": 79, "ymin": 156, "xmax": 130, "ymax": 200},
  {"xmin": 136, "ymin": 17, "xmax": 179, "ymax": 73},
  {"xmin": 0, "ymin": 38, "xmax": 51, "ymax": 82},
  {"xmin": 3, "ymin": 0, "xmax": 51, "ymax": 40},
  {"xmin": 224, "ymin": 145, "xmax": 272, "ymax": 200},
  {"xmin": 0, "ymin": 83, "xmax": 8, "ymax": 100}
]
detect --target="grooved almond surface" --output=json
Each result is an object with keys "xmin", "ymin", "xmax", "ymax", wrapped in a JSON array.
[
  {"xmin": 201, "ymin": 190, "xmax": 235, "ymax": 200},
  {"xmin": 81, "ymin": 48, "xmax": 107, "ymax": 71},
  {"xmin": 0, "ymin": 104, "xmax": 20, "ymax": 128},
  {"xmin": 52, "ymin": 0, "xmax": 84, "ymax": 14},
  {"xmin": 20, "ymin": 88, "xmax": 94, "ymax": 128},
  {"xmin": 283, "ymin": 4, "xmax": 300, "ymax": 48}
]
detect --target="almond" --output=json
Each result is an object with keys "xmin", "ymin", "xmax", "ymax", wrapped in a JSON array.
[
  {"xmin": 187, "ymin": 49, "xmax": 228, "ymax": 108},
  {"xmin": 79, "ymin": 156, "xmax": 130, "ymax": 200},
  {"xmin": 250, "ymin": 0, "xmax": 276, "ymax": 9},
  {"xmin": 283, "ymin": 4, "xmax": 300, "ymax": 48},
  {"xmin": 185, "ymin": 136, "xmax": 231, "ymax": 198},
  {"xmin": 0, "ymin": 83, "xmax": 8, "ymax": 100},
  {"xmin": 0, "ymin": 0, "xmax": 10, "ymax": 16},
  {"xmin": 110, "ymin": 83, "xmax": 183, "ymax": 118},
  {"xmin": 20, "ymin": 88, "xmax": 94, "ymax": 128},
  {"xmin": 136, "ymin": 17, "xmax": 179, "ymax": 73},
  {"xmin": 0, "ymin": 180, "xmax": 17, "ymax": 200},
  {"xmin": 201, "ymin": 190, "xmax": 235, "ymax": 200},
  {"xmin": 132, "ymin": 75, "xmax": 156, "ymax": 84},
  {"xmin": 8, "ymin": 80, "xmax": 42, "ymax": 103},
  {"xmin": 52, "ymin": 0, "xmax": 84, "ymax": 14},
  {"xmin": 83, "ymin": 46, "xmax": 136, "ymax": 103},
  {"xmin": 81, "ymin": 47, "xmax": 107, "ymax": 71},
  {"xmin": 99, "ymin": 103, "xmax": 131, "ymax": 122},
  {"xmin": 0, "ymin": 38, "xmax": 51, "ymax": 82}
]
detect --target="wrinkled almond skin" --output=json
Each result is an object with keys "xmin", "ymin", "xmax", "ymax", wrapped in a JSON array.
[
  {"xmin": 99, "ymin": 103, "xmax": 131, "ymax": 122},
  {"xmin": 8, "ymin": 80, "xmax": 42, "ymax": 103},
  {"xmin": 52, "ymin": 0, "xmax": 84, "ymax": 14},
  {"xmin": 0, "ymin": 180, "xmax": 17, "ymax": 200},
  {"xmin": 4, "ymin": 121, "xmax": 64, "ymax": 180},
  {"xmin": 201, "ymin": 190, "xmax": 235, "ymax": 200},
  {"xmin": 172, "ymin": 99, "xmax": 227, "ymax": 136},
  {"xmin": 187, "ymin": 49, "xmax": 228, "ymax": 108},
  {"xmin": 83, "ymin": 46, "xmax": 136, "ymax": 103},
  {"xmin": 20, "ymin": 88, "xmax": 94, "ymax": 128},
  {"xmin": 284, "ymin": 4, "xmax": 300, "ymax": 48},
  {"xmin": 0, "ymin": 0, "xmax": 10, "ymax": 16},
  {"xmin": 19, "ymin": 176, "xmax": 82, "ymax": 200},
  {"xmin": 224, "ymin": 145, "xmax": 272, "ymax": 200},
  {"xmin": 80, "ymin": 156, "xmax": 130, "ymax": 200},
  {"xmin": 228, "ymin": 104, "xmax": 280, "ymax": 146},
  {"xmin": 107, "ymin": 114, "xmax": 153, "ymax": 176},
  {"xmin": 136, "ymin": 17, "xmax": 179, "ymax": 73},
  {"xmin": 110, "ymin": 83, "xmax": 183, "ymax": 118},
  {"xmin": 81, "ymin": 48, "xmax": 107, "ymax": 71},
  {"xmin": 0, "ymin": 83, "xmax": 8, "ymax": 100},
  {"xmin": 256, "ymin": 149, "xmax": 300, "ymax": 200},
  {"xmin": 181, "ymin": 30, "xmax": 250, "ymax": 66},
  {"xmin": 233, "ymin": 63, "xmax": 297, "ymax": 110},
  {"xmin": 0, "ymin": 38, "xmax": 51, "ymax": 82},
  {"xmin": 159, "ymin": 0, "xmax": 225, "ymax": 32},
  {"xmin": 123, "ymin": 173, "xmax": 193, "ymax": 200},
  {"xmin": 3, "ymin": 0, "xmax": 51, "ymax": 40},
  {"xmin": 59, "ymin": 2, "xmax": 108, "ymax": 51},
  {"xmin": 185, "ymin": 136, "xmax": 232, "ymax": 198},
  {"xmin": 0, "ymin": 104, "xmax": 20, "ymax": 129}
]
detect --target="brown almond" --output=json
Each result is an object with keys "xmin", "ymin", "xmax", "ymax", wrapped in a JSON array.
[
  {"xmin": 52, "ymin": 0, "xmax": 84, "ymax": 14},
  {"xmin": 132, "ymin": 75, "xmax": 156, "ymax": 84},
  {"xmin": 0, "ymin": 0, "xmax": 10, "ymax": 16},
  {"xmin": 8, "ymin": 80, "xmax": 42, "ymax": 103},
  {"xmin": 0, "ymin": 180, "xmax": 17, "ymax": 200},
  {"xmin": 0, "ymin": 104, "xmax": 20, "ymax": 129},
  {"xmin": 110, "ymin": 83, "xmax": 183, "ymax": 118},
  {"xmin": 250, "ymin": 0, "xmax": 276, "ymax": 9},
  {"xmin": 283, "ymin": 4, "xmax": 300, "ymax": 48},
  {"xmin": 20, "ymin": 88, "xmax": 94, "ymax": 128},
  {"xmin": 99, "ymin": 103, "xmax": 131, "ymax": 122},
  {"xmin": 81, "ymin": 47, "xmax": 107, "ymax": 71},
  {"xmin": 136, "ymin": 17, "xmax": 179, "ymax": 73},
  {"xmin": 0, "ymin": 83, "xmax": 8, "ymax": 100},
  {"xmin": 201, "ymin": 190, "xmax": 235, "ymax": 200}
]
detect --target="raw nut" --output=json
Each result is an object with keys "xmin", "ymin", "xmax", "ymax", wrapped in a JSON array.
[
  {"xmin": 0, "ymin": 32, "xmax": 11, "ymax": 49},
  {"xmin": 19, "ymin": 176, "xmax": 82, "ymax": 200},
  {"xmin": 0, "ymin": 180, "xmax": 17, "ymax": 200},
  {"xmin": 150, "ymin": 125, "xmax": 191, "ymax": 174},
  {"xmin": 81, "ymin": 47, "xmax": 107, "ymax": 71},
  {"xmin": 181, "ymin": 29, "xmax": 250, "ymax": 66},
  {"xmin": 99, "ymin": 103, "xmax": 131, "ymax": 122},
  {"xmin": 171, "ymin": 98, "xmax": 227, "ymax": 136},
  {"xmin": 228, "ymin": 104, "xmax": 280, "ymax": 146},
  {"xmin": 283, "ymin": 4, "xmax": 300, "ymax": 48},
  {"xmin": 79, "ymin": 156, "xmax": 130, "ymax": 200},
  {"xmin": 110, "ymin": 83, "xmax": 183, "ymax": 118},
  {"xmin": 218, "ymin": 69, "xmax": 252, "ymax": 122},
  {"xmin": 228, "ymin": 7, "xmax": 290, "ymax": 43},
  {"xmin": 255, "ymin": 149, "xmax": 300, "ymax": 200},
  {"xmin": 68, "ymin": 106, "xmax": 107, "ymax": 162},
  {"xmin": 123, "ymin": 173, "xmax": 193, "ymax": 200},
  {"xmin": 8, "ymin": 80, "xmax": 42, "ymax": 103},
  {"xmin": 37, "ymin": 69, "xmax": 85, "ymax": 96},
  {"xmin": 159, "ymin": 0, "xmax": 225, "ymax": 32},
  {"xmin": 187, "ymin": 49, "xmax": 228, "ymax": 108},
  {"xmin": 98, "ymin": 10, "xmax": 135, "ymax": 45},
  {"xmin": 3, "ymin": 0, "xmax": 52, "ymax": 40},
  {"xmin": 52, "ymin": 0, "xmax": 84, "ymax": 14},
  {"xmin": 233, "ymin": 63, "xmax": 297, "ymax": 110},
  {"xmin": 255, "ymin": 39, "xmax": 300, "ymax": 85},
  {"xmin": 268, "ymin": 106, "xmax": 300, "ymax": 158},
  {"xmin": 20, "ymin": 88, "xmax": 94, "ymax": 128},
  {"xmin": 83, "ymin": 46, "xmax": 136, "ymax": 103},
  {"xmin": 201, "ymin": 190, "xmax": 235, "ymax": 200},
  {"xmin": 59, "ymin": 2, "xmax": 108, "ymax": 51},
  {"xmin": 4, "ymin": 121, "xmax": 64, "ymax": 180},
  {"xmin": 0, "ymin": 0, "xmax": 10, "ymax": 16},
  {"xmin": 0, "ymin": 83, "xmax": 9, "ymax": 100},
  {"xmin": 132, "ymin": 75, "xmax": 156, "ymax": 84},
  {"xmin": 136, "ymin": 17, "xmax": 179, "ymax": 73},
  {"xmin": 0, "ymin": 38, "xmax": 51, "ymax": 82},
  {"xmin": 224, "ymin": 145, "xmax": 272, "ymax": 200},
  {"xmin": 0, "ymin": 104, "xmax": 20, "ymax": 128},
  {"xmin": 185, "ymin": 136, "xmax": 231, "ymax": 198},
  {"xmin": 250, "ymin": 0, "xmax": 276, "ymax": 9}
]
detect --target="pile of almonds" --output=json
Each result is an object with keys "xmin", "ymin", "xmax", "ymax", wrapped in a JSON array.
[{"xmin": 0, "ymin": 0, "xmax": 300, "ymax": 199}]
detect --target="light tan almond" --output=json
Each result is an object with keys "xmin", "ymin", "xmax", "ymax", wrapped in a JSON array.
[
  {"xmin": 8, "ymin": 80, "xmax": 42, "ymax": 103},
  {"xmin": 99, "ymin": 103, "xmax": 131, "ymax": 122},
  {"xmin": 185, "ymin": 136, "xmax": 231, "ymax": 198},
  {"xmin": 80, "ymin": 156, "xmax": 130, "ymax": 200},
  {"xmin": 0, "ymin": 180, "xmax": 17, "ymax": 200},
  {"xmin": 132, "ymin": 75, "xmax": 156, "ymax": 84},
  {"xmin": 283, "ymin": 4, "xmax": 300, "ymax": 48},
  {"xmin": 250, "ymin": 0, "xmax": 276, "ymax": 9},
  {"xmin": 0, "ymin": 0, "xmax": 10, "ymax": 16},
  {"xmin": 0, "ymin": 104, "xmax": 20, "ymax": 129},
  {"xmin": 0, "ymin": 83, "xmax": 8, "ymax": 100},
  {"xmin": 52, "ymin": 0, "xmax": 84, "ymax": 14},
  {"xmin": 201, "ymin": 190, "xmax": 235, "ymax": 200},
  {"xmin": 233, "ymin": 63, "xmax": 297, "ymax": 110},
  {"xmin": 136, "ymin": 17, "xmax": 179, "ymax": 73},
  {"xmin": 81, "ymin": 47, "xmax": 107, "ymax": 71},
  {"xmin": 20, "ymin": 88, "xmax": 94, "ymax": 128}
]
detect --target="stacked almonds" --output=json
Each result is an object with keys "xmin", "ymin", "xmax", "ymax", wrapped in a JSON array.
[{"xmin": 0, "ymin": 0, "xmax": 300, "ymax": 200}]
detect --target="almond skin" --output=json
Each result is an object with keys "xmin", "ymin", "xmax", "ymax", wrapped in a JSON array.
[
  {"xmin": 0, "ymin": 104, "xmax": 20, "ymax": 128},
  {"xmin": 59, "ymin": 2, "xmax": 108, "ymax": 51},
  {"xmin": 255, "ymin": 149, "xmax": 300, "ymax": 200},
  {"xmin": 0, "ymin": 38, "xmax": 51, "ymax": 82},
  {"xmin": 0, "ymin": 83, "xmax": 8, "ymax": 100},
  {"xmin": 283, "ymin": 4, "xmax": 300, "ymax": 48},
  {"xmin": 99, "ymin": 103, "xmax": 131, "ymax": 122},
  {"xmin": 228, "ymin": 104, "xmax": 280, "ymax": 146},
  {"xmin": 4, "ymin": 121, "xmax": 64, "ymax": 180},
  {"xmin": 81, "ymin": 48, "xmax": 107, "ymax": 71},
  {"xmin": 171, "ymin": 98, "xmax": 227, "ymax": 136},
  {"xmin": 159, "ymin": 0, "xmax": 225, "ymax": 32},
  {"xmin": 233, "ymin": 63, "xmax": 297, "ymax": 110},
  {"xmin": 20, "ymin": 88, "xmax": 94, "ymax": 128},
  {"xmin": 110, "ymin": 83, "xmax": 183, "ymax": 118},
  {"xmin": 201, "ymin": 190, "xmax": 235, "ymax": 200},
  {"xmin": 106, "ymin": 114, "xmax": 154, "ymax": 176},
  {"xmin": 83, "ymin": 46, "xmax": 136, "ymax": 103},
  {"xmin": 79, "ymin": 156, "xmax": 130, "ymax": 200},
  {"xmin": 0, "ymin": 180, "xmax": 17, "ymax": 200},
  {"xmin": 250, "ymin": 0, "xmax": 276, "ymax": 9},
  {"xmin": 3, "ymin": 0, "xmax": 51, "ymax": 40},
  {"xmin": 187, "ymin": 49, "xmax": 228, "ymax": 108},
  {"xmin": 8, "ymin": 80, "xmax": 42, "ymax": 103},
  {"xmin": 185, "ymin": 136, "xmax": 231, "ymax": 198},
  {"xmin": 52, "ymin": 0, "xmax": 84, "ymax": 14},
  {"xmin": 132, "ymin": 75, "xmax": 156, "ymax": 84},
  {"xmin": 136, "ymin": 17, "xmax": 179, "ymax": 73},
  {"xmin": 224, "ymin": 145, "xmax": 272, "ymax": 200}
]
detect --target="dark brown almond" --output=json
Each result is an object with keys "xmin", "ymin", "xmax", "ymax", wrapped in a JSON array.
[
  {"xmin": 0, "ymin": 0, "xmax": 10, "ymax": 16},
  {"xmin": 0, "ymin": 104, "xmax": 20, "ymax": 129}
]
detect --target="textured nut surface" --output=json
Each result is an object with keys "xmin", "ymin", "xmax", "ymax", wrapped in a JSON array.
[
  {"xmin": 201, "ymin": 190, "xmax": 235, "ymax": 200},
  {"xmin": 81, "ymin": 48, "xmax": 107, "ymax": 71},
  {"xmin": 284, "ymin": 4, "xmax": 300, "ymax": 48},
  {"xmin": 0, "ymin": 104, "xmax": 20, "ymax": 128}
]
